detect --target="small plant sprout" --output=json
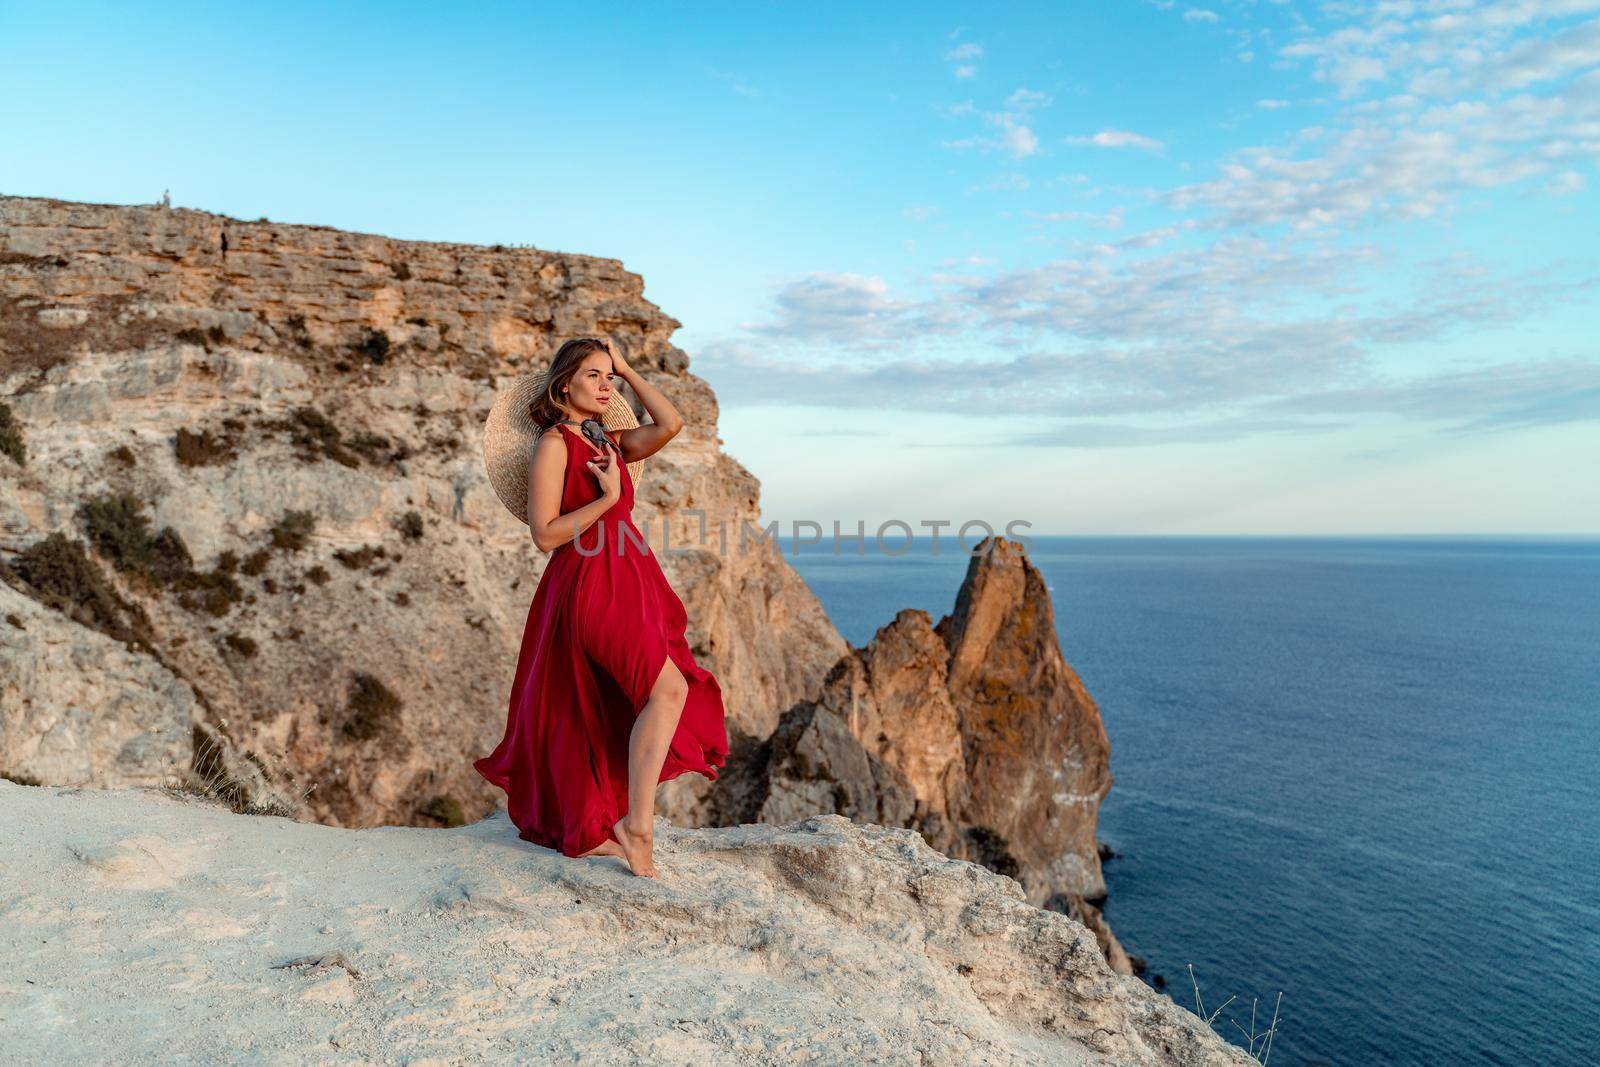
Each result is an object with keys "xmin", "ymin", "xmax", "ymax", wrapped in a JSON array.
[{"xmin": 1186, "ymin": 962, "xmax": 1283, "ymax": 1065}]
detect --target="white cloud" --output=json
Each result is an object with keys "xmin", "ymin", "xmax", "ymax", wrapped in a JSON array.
[
  {"xmin": 1483, "ymin": 16, "xmax": 1600, "ymax": 90},
  {"xmin": 940, "ymin": 87, "xmax": 1053, "ymax": 159},
  {"xmin": 703, "ymin": 235, "xmax": 1600, "ymax": 436},
  {"xmin": 702, "ymin": 1, "xmax": 1600, "ymax": 449},
  {"xmin": 1006, "ymin": 88, "xmax": 1053, "ymax": 111},
  {"xmin": 969, "ymin": 172, "xmax": 1032, "ymax": 192},
  {"xmin": 1024, "ymin": 206, "xmax": 1126, "ymax": 230},
  {"xmin": 1160, "ymin": 7, "xmax": 1600, "ymax": 233},
  {"xmin": 1064, "ymin": 129, "xmax": 1166, "ymax": 151},
  {"xmin": 1281, "ymin": 1, "xmax": 1600, "ymax": 98},
  {"xmin": 736, "ymin": 273, "xmax": 926, "ymax": 346},
  {"xmin": 944, "ymin": 40, "xmax": 983, "ymax": 78},
  {"xmin": 1261, "ymin": 357, "xmax": 1600, "ymax": 434},
  {"xmin": 1547, "ymin": 168, "xmax": 1587, "ymax": 192},
  {"xmin": 705, "ymin": 68, "xmax": 759, "ymax": 98}
]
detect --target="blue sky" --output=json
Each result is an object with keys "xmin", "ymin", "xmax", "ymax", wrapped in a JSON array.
[{"xmin": 3, "ymin": 1, "xmax": 1597, "ymax": 534}]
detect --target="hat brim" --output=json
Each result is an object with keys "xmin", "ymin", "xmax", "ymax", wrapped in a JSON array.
[{"xmin": 483, "ymin": 370, "xmax": 644, "ymax": 526}]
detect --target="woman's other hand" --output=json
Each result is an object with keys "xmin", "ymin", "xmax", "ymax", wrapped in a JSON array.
[{"xmin": 588, "ymin": 450, "xmax": 622, "ymax": 501}]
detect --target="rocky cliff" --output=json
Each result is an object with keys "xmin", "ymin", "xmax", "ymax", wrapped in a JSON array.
[
  {"xmin": 0, "ymin": 779, "xmax": 1251, "ymax": 1065},
  {"xmin": 0, "ymin": 192, "xmax": 844, "ymax": 829},
  {"xmin": 0, "ymin": 194, "xmax": 1126, "ymax": 968}
]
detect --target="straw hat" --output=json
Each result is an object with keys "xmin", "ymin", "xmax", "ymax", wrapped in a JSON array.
[{"xmin": 483, "ymin": 366, "xmax": 645, "ymax": 525}]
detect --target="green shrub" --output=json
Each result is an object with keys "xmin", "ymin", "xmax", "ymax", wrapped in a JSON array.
[
  {"xmin": 0, "ymin": 403, "xmax": 24, "ymax": 466},
  {"xmin": 77, "ymin": 494, "xmax": 193, "ymax": 587},
  {"xmin": 352, "ymin": 327, "xmax": 391, "ymax": 365},
  {"xmin": 177, "ymin": 566, "xmax": 243, "ymax": 617},
  {"xmin": 394, "ymin": 510, "xmax": 424, "ymax": 540},
  {"xmin": 173, "ymin": 426, "xmax": 236, "ymax": 467},
  {"xmin": 268, "ymin": 510, "xmax": 316, "ymax": 552},
  {"xmin": 283, "ymin": 313, "xmax": 313, "ymax": 348},
  {"xmin": 345, "ymin": 432, "xmax": 391, "ymax": 463},
  {"xmin": 306, "ymin": 565, "xmax": 331, "ymax": 586},
  {"xmin": 267, "ymin": 407, "xmax": 407, "ymax": 468},
  {"xmin": 333, "ymin": 544, "xmax": 385, "ymax": 570},
  {"xmin": 108, "ymin": 445, "xmax": 136, "ymax": 467},
  {"xmin": 8, "ymin": 532, "xmax": 148, "ymax": 647},
  {"xmin": 424, "ymin": 795, "xmax": 465, "ymax": 827},
  {"xmin": 281, "ymin": 407, "xmax": 358, "ymax": 468},
  {"xmin": 344, "ymin": 672, "xmax": 401, "ymax": 741},
  {"xmin": 240, "ymin": 548, "xmax": 271, "ymax": 576},
  {"xmin": 222, "ymin": 632, "xmax": 258, "ymax": 658},
  {"xmin": 74, "ymin": 494, "xmax": 242, "ymax": 615}
]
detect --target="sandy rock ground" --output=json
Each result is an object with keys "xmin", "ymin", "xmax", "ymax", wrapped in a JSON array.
[{"xmin": 0, "ymin": 780, "xmax": 1249, "ymax": 1066}]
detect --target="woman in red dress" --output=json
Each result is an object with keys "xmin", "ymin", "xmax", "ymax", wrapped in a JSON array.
[{"xmin": 474, "ymin": 338, "xmax": 729, "ymax": 878}]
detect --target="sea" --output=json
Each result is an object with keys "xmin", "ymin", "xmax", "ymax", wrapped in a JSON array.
[{"xmin": 783, "ymin": 535, "xmax": 1600, "ymax": 1067}]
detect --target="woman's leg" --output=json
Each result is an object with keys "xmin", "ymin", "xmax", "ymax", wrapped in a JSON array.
[{"xmin": 612, "ymin": 657, "xmax": 688, "ymax": 877}]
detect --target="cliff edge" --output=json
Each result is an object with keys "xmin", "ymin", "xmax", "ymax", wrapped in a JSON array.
[
  {"xmin": 1, "ymin": 193, "xmax": 1127, "ymax": 972},
  {"xmin": 0, "ymin": 779, "xmax": 1250, "ymax": 1065}
]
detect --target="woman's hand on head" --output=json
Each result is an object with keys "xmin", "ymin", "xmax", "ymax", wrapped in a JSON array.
[
  {"xmin": 588, "ymin": 449, "xmax": 622, "ymax": 500},
  {"xmin": 600, "ymin": 337, "xmax": 633, "ymax": 377}
]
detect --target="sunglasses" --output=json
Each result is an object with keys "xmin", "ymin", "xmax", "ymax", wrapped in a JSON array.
[{"xmin": 578, "ymin": 418, "xmax": 613, "ymax": 454}]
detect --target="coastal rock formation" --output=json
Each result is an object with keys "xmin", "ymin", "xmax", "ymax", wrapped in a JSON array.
[
  {"xmin": 0, "ymin": 778, "xmax": 1251, "ymax": 1066},
  {"xmin": 937, "ymin": 536, "xmax": 1113, "ymax": 903},
  {"xmin": 0, "ymin": 193, "xmax": 845, "ymax": 832},
  {"xmin": 720, "ymin": 537, "xmax": 1119, "ymax": 956},
  {"xmin": 0, "ymin": 194, "xmax": 1128, "ymax": 970}
]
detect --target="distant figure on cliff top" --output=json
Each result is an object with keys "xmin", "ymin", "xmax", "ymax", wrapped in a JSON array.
[{"xmin": 160, "ymin": 189, "xmax": 170, "ymax": 208}]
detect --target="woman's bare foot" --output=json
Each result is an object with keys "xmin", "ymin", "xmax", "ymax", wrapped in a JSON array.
[
  {"xmin": 577, "ymin": 837, "xmax": 624, "ymax": 860},
  {"xmin": 612, "ymin": 815, "xmax": 657, "ymax": 878}
]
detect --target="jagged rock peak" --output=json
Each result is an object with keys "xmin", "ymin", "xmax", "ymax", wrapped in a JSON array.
[{"xmin": 747, "ymin": 535, "xmax": 1115, "ymax": 914}]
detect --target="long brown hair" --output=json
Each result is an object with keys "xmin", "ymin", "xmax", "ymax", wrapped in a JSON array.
[{"xmin": 529, "ymin": 338, "xmax": 613, "ymax": 435}]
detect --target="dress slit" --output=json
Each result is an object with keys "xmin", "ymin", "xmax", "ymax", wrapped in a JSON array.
[{"xmin": 473, "ymin": 421, "xmax": 730, "ymax": 857}]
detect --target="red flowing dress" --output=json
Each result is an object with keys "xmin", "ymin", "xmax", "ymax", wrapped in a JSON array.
[{"xmin": 473, "ymin": 423, "xmax": 729, "ymax": 857}]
